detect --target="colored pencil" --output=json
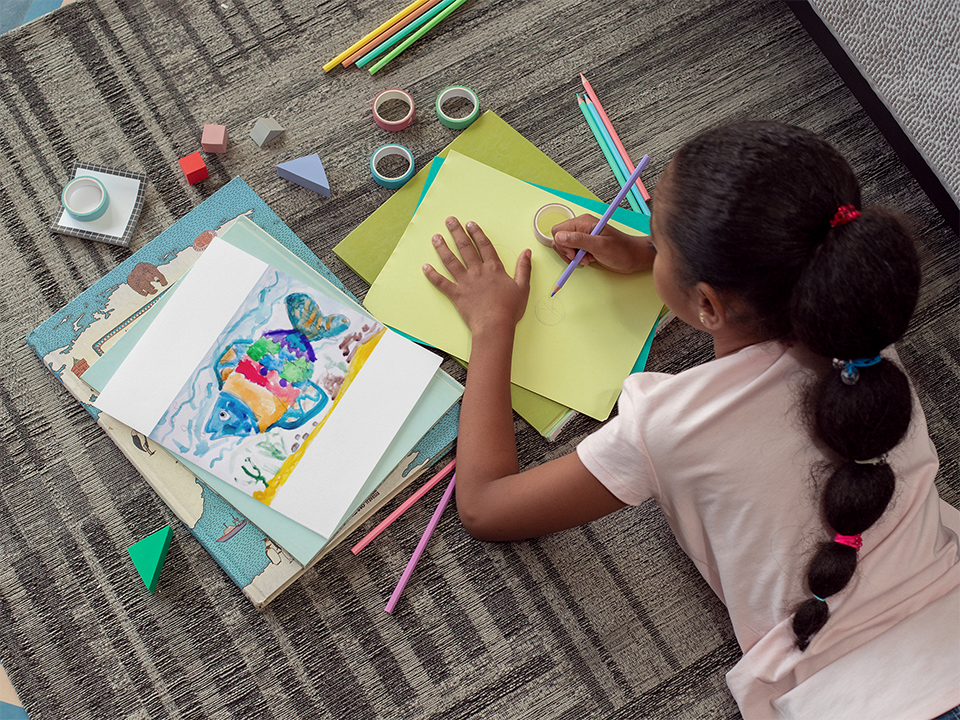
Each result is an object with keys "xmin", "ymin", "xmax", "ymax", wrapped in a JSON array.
[
  {"xmin": 551, "ymin": 155, "xmax": 651, "ymax": 297},
  {"xmin": 584, "ymin": 97, "xmax": 649, "ymax": 215},
  {"xmin": 322, "ymin": 0, "xmax": 434, "ymax": 72},
  {"xmin": 343, "ymin": 0, "xmax": 445, "ymax": 67},
  {"xmin": 578, "ymin": 95, "xmax": 642, "ymax": 214},
  {"xmin": 357, "ymin": 0, "xmax": 457, "ymax": 68},
  {"xmin": 368, "ymin": 0, "xmax": 469, "ymax": 75},
  {"xmin": 384, "ymin": 474, "xmax": 457, "ymax": 614},
  {"xmin": 581, "ymin": 72, "xmax": 651, "ymax": 202},
  {"xmin": 351, "ymin": 458, "xmax": 456, "ymax": 554}
]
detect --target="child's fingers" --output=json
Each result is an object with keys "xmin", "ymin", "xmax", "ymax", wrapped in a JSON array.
[
  {"xmin": 465, "ymin": 221, "xmax": 501, "ymax": 265},
  {"xmin": 445, "ymin": 216, "xmax": 481, "ymax": 267},
  {"xmin": 431, "ymin": 233, "xmax": 466, "ymax": 278},
  {"xmin": 514, "ymin": 249, "xmax": 532, "ymax": 293},
  {"xmin": 553, "ymin": 232, "xmax": 595, "ymax": 265},
  {"xmin": 422, "ymin": 263, "xmax": 455, "ymax": 296}
]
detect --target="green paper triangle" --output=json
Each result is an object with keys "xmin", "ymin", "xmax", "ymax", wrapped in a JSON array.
[{"xmin": 127, "ymin": 525, "xmax": 172, "ymax": 593}]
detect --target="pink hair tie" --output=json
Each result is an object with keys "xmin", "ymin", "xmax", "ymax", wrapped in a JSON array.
[{"xmin": 835, "ymin": 533, "xmax": 863, "ymax": 550}]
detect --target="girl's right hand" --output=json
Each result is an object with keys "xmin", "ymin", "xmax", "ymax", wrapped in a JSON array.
[{"xmin": 551, "ymin": 214, "xmax": 655, "ymax": 274}]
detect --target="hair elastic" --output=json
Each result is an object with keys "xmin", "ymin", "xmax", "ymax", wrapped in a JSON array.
[
  {"xmin": 832, "ymin": 356, "xmax": 881, "ymax": 385},
  {"xmin": 830, "ymin": 204, "xmax": 861, "ymax": 227},
  {"xmin": 854, "ymin": 456, "xmax": 885, "ymax": 465},
  {"xmin": 834, "ymin": 533, "xmax": 863, "ymax": 551},
  {"xmin": 813, "ymin": 594, "xmax": 827, "ymax": 603}
]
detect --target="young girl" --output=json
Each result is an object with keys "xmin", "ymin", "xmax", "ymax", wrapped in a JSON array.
[{"xmin": 421, "ymin": 121, "xmax": 960, "ymax": 719}]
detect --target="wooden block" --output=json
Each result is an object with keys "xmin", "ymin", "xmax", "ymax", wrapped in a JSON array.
[
  {"xmin": 250, "ymin": 117, "xmax": 285, "ymax": 147},
  {"xmin": 127, "ymin": 525, "xmax": 172, "ymax": 594},
  {"xmin": 277, "ymin": 154, "xmax": 330, "ymax": 197},
  {"xmin": 178, "ymin": 152, "xmax": 208, "ymax": 184},
  {"xmin": 201, "ymin": 124, "xmax": 228, "ymax": 153}
]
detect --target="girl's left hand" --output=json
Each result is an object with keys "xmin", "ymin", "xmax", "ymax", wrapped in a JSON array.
[{"xmin": 422, "ymin": 217, "xmax": 532, "ymax": 335}]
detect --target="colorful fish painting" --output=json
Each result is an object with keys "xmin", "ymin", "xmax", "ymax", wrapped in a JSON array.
[{"xmin": 205, "ymin": 292, "xmax": 350, "ymax": 438}]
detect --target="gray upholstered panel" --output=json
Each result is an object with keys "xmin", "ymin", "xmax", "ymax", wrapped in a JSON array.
[{"xmin": 810, "ymin": 0, "xmax": 960, "ymax": 206}]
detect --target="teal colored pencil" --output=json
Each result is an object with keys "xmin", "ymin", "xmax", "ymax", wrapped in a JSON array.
[
  {"xmin": 368, "ymin": 0, "xmax": 469, "ymax": 74},
  {"xmin": 584, "ymin": 97, "xmax": 650, "ymax": 215},
  {"xmin": 578, "ymin": 95, "xmax": 642, "ymax": 214},
  {"xmin": 357, "ymin": 0, "xmax": 458, "ymax": 68}
]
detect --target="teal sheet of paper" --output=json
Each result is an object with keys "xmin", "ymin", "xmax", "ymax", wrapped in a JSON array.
[{"xmin": 86, "ymin": 216, "xmax": 462, "ymax": 565}]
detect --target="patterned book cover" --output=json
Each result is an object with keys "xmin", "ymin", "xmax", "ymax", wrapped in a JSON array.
[{"xmin": 26, "ymin": 177, "xmax": 459, "ymax": 608}]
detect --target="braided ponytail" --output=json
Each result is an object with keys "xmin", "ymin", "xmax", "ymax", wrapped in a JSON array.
[
  {"xmin": 659, "ymin": 121, "xmax": 921, "ymax": 652},
  {"xmin": 788, "ymin": 205, "xmax": 919, "ymax": 649}
]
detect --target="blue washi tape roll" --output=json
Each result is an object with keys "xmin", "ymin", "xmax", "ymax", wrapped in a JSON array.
[
  {"xmin": 61, "ymin": 176, "xmax": 110, "ymax": 221},
  {"xmin": 370, "ymin": 144, "xmax": 415, "ymax": 189},
  {"xmin": 435, "ymin": 86, "xmax": 480, "ymax": 130}
]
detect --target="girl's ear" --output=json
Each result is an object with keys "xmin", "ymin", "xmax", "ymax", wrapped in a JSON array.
[{"xmin": 695, "ymin": 282, "xmax": 728, "ymax": 330}]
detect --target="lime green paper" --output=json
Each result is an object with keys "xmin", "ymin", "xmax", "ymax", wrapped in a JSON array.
[{"xmin": 365, "ymin": 151, "xmax": 663, "ymax": 421}]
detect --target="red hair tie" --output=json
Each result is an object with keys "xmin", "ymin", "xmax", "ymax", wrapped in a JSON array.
[
  {"xmin": 835, "ymin": 533, "xmax": 863, "ymax": 550},
  {"xmin": 830, "ymin": 205, "xmax": 861, "ymax": 227}
]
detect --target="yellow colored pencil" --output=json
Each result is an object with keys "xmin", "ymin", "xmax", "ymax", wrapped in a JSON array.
[
  {"xmin": 368, "ymin": 0, "xmax": 468, "ymax": 75},
  {"xmin": 322, "ymin": 0, "xmax": 434, "ymax": 72}
]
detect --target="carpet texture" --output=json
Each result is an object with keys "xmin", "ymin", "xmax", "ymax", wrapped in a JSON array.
[{"xmin": 0, "ymin": 0, "xmax": 956, "ymax": 718}]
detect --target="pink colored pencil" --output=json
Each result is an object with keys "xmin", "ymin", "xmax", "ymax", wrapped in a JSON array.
[
  {"xmin": 580, "ymin": 73, "xmax": 651, "ymax": 202},
  {"xmin": 351, "ymin": 458, "xmax": 456, "ymax": 555},
  {"xmin": 342, "ymin": 0, "xmax": 445, "ymax": 67},
  {"xmin": 385, "ymin": 473, "xmax": 457, "ymax": 614}
]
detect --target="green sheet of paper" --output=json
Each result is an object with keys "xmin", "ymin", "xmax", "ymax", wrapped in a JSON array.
[{"xmin": 365, "ymin": 151, "xmax": 663, "ymax": 421}]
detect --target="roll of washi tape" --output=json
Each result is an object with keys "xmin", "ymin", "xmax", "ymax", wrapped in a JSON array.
[
  {"xmin": 370, "ymin": 144, "xmax": 416, "ymax": 189},
  {"xmin": 373, "ymin": 89, "xmax": 415, "ymax": 131},
  {"xmin": 435, "ymin": 86, "xmax": 480, "ymax": 130},
  {"xmin": 61, "ymin": 176, "xmax": 110, "ymax": 222},
  {"xmin": 533, "ymin": 203, "xmax": 575, "ymax": 246}
]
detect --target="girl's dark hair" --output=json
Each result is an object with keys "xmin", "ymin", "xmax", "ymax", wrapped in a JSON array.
[{"xmin": 659, "ymin": 121, "xmax": 921, "ymax": 650}]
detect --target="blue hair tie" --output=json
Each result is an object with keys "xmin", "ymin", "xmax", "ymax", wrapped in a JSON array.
[
  {"xmin": 832, "ymin": 355, "xmax": 882, "ymax": 386},
  {"xmin": 813, "ymin": 594, "xmax": 827, "ymax": 603}
]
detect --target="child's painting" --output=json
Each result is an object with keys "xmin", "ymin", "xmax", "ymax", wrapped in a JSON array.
[
  {"xmin": 152, "ymin": 268, "xmax": 384, "ymax": 509},
  {"xmin": 95, "ymin": 238, "xmax": 442, "ymax": 538}
]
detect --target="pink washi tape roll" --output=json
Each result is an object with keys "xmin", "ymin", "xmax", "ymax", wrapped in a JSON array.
[{"xmin": 372, "ymin": 89, "xmax": 415, "ymax": 131}]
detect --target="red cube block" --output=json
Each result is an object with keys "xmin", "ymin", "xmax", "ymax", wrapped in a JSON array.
[
  {"xmin": 201, "ymin": 124, "xmax": 228, "ymax": 153},
  {"xmin": 179, "ymin": 152, "xmax": 208, "ymax": 184}
]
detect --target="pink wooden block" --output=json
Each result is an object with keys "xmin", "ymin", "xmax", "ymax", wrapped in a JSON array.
[{"xmin": 201, "ymin": 124, "xmax": 228, "ymax": 153}]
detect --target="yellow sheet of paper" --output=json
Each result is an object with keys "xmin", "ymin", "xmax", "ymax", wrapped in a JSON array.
[{"xmin": 365, "ymin": 151, "xmax": 663, "ymax": 420}]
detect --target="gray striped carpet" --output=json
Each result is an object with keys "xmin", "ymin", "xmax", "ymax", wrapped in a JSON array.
[{"xmin": 1, "ymin": 0, "xmax": 956, "ymax": 718}]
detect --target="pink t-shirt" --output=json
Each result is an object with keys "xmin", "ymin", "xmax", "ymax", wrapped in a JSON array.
[{"xmin": 577, "ymin": 341, "xmax": 960, "ymax": 719}]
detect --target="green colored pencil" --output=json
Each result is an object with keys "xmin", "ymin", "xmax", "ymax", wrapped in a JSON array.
[
  {"xmin": 368, "ymin": 0, "xmax": 469, "ymax": 75},
  {"xmin": 357, "ymin": 0, "xmax": 458, "ymax": 68},
  {"xmin": 577, "ymin": 94, "xmax": 641, "ymax": 213}
]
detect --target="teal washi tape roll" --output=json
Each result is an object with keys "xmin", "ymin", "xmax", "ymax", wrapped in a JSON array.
[
  {"xmin": 435, "ymin": 86, "xmax": 479, "ymax": 130},
  {"xmin": 61, "ymin": 176, "xmax": 110, "ymax": 221},
  {"xmin": 370, "ymin": 144, "xmax": 415, "ymax": 189}
]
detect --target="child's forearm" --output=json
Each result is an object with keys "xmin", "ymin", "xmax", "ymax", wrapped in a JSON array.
[{"xmin": 454, "ymin": 322, "xmax": 520, "ymax": 528}]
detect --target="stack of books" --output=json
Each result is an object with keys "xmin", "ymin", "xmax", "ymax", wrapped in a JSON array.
[{"xmin": 27, "ymin": 178, "xmax": 462, "ymax": 607}]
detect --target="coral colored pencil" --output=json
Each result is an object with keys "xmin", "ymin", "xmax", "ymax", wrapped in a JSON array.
[
  {"xmin": 584, "ymin": 97, "xmax": 649, "ymax": 214},
  {"xmin": 384, "ymin": 474, "xmax": 456, "ymax": 614},
  {"xmin": 343, "ymin": 0, "xmax": 445, "ymax": 67},
  {"xmin": 368, "ymin": 0, "xmax": 469, "ymax": 75},
  {"xmin": 322, "ymin": 0, "xmax": 434, "ymax": 72},
  {"xmin": 350, "ymin": 458, "xmax": 456, "ymax": 554},
  {"xmin": 578, "ymin": 94, "xmax": 641, "ymax": 214},
  {"xmin": 357, "ymin": 0, "xmax": 457, "ymax": 68},
  {"xmin": 580, "ymin": 72, "xmax": 651, "ymax": 202}
]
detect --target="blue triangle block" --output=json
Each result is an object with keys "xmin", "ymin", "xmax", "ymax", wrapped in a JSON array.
[{"xmin": 277, "ymin": 154, "xmax": 330, "ymax": 197}]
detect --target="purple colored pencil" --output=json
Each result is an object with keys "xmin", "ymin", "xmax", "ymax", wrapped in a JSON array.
[{"xmin": 384, "ymin": 473, "xmax": 457, "ymax": 614}]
